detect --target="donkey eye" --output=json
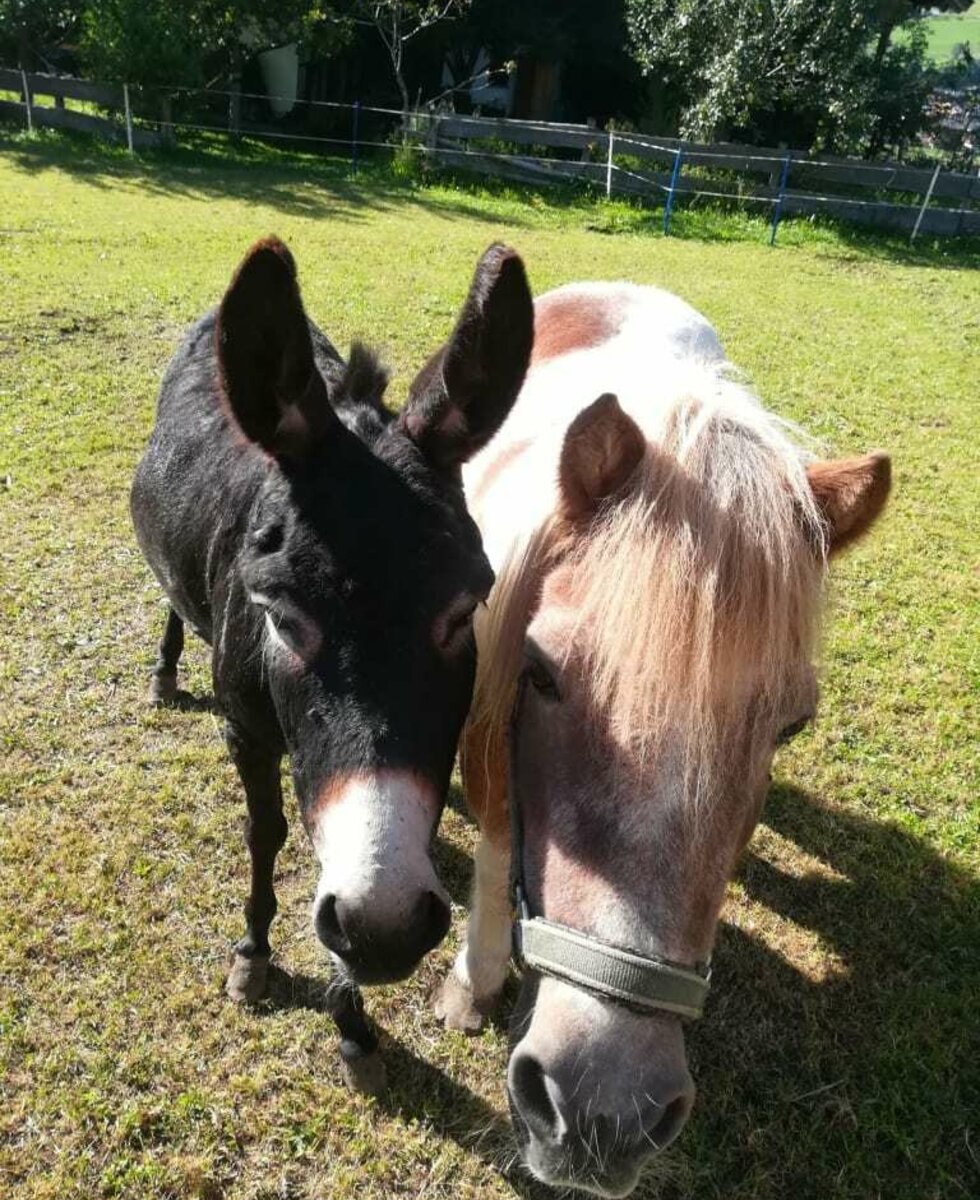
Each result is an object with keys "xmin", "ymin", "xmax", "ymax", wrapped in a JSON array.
[
  {"xmin": 437, "ymin": 596, "xmax": 479, "ymax": 653},
  {"xmin": 251, "ymin": 522, "xmax": 284, "ymax": 554},
  {"xmin": 777, "ymin": 716, "xmax": 811, "ymax": 745},
  {"xmin": 524, "ymin": 656, "xmax": 561, "ymax": 702}
]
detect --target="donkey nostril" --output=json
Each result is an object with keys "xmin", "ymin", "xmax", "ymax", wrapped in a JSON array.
[
  {"xmin": 645, "ymin": 1093, "xmax": 692, "ymax": 1152},
  {"xmin": 509, "ymin": 1054, "xmax": 565, "ymax": 1147},
  {"xmin": 314, "ymin": 894, "xmax": 350, "ymax": 954}
]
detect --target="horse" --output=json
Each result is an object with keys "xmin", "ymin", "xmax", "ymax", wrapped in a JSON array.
[
  {"xmin": 433, "ymin": 281, "xmax": 891, "ymax": 1195},
  {"xmin": 131, "ymin": 236, "xmax": 533, "ymax": 1093}
]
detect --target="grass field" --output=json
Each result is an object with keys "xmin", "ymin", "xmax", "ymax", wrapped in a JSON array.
[
  {"xmin": 0, "ymin": 130, "xmax": 978, "ymax": 1200},
  {"xmin": 922, "ymin": 1, "xmax": 980, "ymax": 62}
]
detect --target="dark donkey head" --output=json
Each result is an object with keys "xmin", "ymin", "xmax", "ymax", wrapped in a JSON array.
[{"xmin": 219, "ymin": 239, "xmax": 533, "ymax": 985}]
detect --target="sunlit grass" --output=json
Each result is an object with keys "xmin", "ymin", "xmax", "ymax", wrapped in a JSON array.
[{"xmin": 0, "ymin": 129, "xmax": 977, "ymax": 1200}]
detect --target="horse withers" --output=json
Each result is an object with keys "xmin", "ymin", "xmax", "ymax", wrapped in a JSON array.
[
  {"xmin": 435, "ymin": 282, "xmax": 891, "ymax": 1195},
  {"xmin": 131, "ymin": 237, "xmax": 533, "ymax": 1091}
]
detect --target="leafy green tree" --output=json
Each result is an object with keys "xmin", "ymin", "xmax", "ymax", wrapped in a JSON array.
[
  {"xmin": 0, "ymin": 1, "xmax": 84, "ymax": 69},
  {"xmin": 624, "ymin": 0, "xmax": 940, "ymax": 154}
]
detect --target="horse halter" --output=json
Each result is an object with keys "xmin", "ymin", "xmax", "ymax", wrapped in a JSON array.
[{"xmin": 507, "ymin": 676, "xmax": 711, "ymax": 1021}]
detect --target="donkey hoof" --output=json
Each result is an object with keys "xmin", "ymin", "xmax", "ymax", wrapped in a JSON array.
[
  {"xmin": 148, "ymin": 670, "xmax": 178, "ymax": 707},
  {"xmin": 432, "ymin": 972, "xmax": 489, "ymax": 1033},
  {"xmin": 226, "ymin": 952, "xmax": 270, "ymax": 1004},
  {"xmin": 339, "ymin": 1042, "xmax": 386, "ymax": 1096}
]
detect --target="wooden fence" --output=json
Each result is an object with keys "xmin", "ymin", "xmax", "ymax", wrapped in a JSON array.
[
  {"xmin": 0, "ymin": 69, "xmax": 161, "ymax": 148},
  {"xmin": 2, "ymin": 68, "xmax": 978, "ymax": 238},
  {"xmin": 427, "ymin": 115, "xmax": 980, "ymax": 238}
]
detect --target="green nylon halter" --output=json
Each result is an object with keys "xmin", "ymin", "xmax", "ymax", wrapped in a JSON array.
[{"xmin": 507, "ymin": 676, "xmax": 711, "ymax": 1021}]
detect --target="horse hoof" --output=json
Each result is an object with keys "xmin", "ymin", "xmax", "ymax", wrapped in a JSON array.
[
  {"xmin": 148, "ymin": 670, "xmax": 178, "ymax": 706},
  {"xmin": 432, "ymin": 972, "xmax": 489, "ymax": 1033},
  {"xmin": 339, "ymin": 1042, "xmax": 386, "ymax": 1096},
  {"xmin": 226, "ymin": 952, "xmax": 269, "ymax": 1004}
]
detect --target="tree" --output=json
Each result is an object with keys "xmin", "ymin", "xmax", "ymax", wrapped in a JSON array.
[
  {"xmin": 0, "ymin": 1, "xmax": 84, "ymax": 69},
  {"xmin": 624, "ymin": 0, "xmax": 940, "ymax": 154},
  {"xmin": 335, "ymin": 2, "xmax": 472, "ymax": 120}
]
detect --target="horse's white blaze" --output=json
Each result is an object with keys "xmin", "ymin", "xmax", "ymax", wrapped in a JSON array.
[{"xmin": 310, "ymin": 773, "xmax": 447, "ymax": 924}]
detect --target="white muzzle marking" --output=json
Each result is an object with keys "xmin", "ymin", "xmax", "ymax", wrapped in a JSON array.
[{"xmin": 310, "ymin": 771, "xmax": 447, "ymax": 925}]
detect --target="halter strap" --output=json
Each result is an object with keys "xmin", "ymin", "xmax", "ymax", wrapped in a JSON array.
[{"xmin": 507, "ymin": 674, "xmax": 711, "ymax": 1020}]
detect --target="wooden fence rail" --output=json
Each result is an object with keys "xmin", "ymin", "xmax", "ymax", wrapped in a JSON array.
[
  {"xmin": 0, "ymin": 68, "xmax": 161, "ymax": 147},
  {"xmin": 431, "ymin": 114, "xmax": 980, "ymax": 236},
  {"xmin": 1, "ymin": 69, "xmax": 977, "ymax": 237}
]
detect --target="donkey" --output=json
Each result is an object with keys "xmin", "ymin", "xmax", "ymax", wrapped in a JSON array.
[
  {"xmin": 131, "ymin": 236, "xmax": 533, "ymax": 1092},
  {"xmin": 434, "ymin": 281, "xmax": 891, "ymax": 1194}
]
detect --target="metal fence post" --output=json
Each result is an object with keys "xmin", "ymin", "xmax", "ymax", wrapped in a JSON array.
[
  {"xmin": 21, "ymin": 69, "xmax": 32, "ymax": 134},
  {"xmin": 663, "ymin": 146, "xmax": 684, "ymax": 235},
  {"xmin": 606, "ymin": 121, "xmax": 614, "ymax": 199},
  {"xmin": 351, "ymin": 100, "xmax": 361, "ymax": 176},
  {"xmin": 769, "ymin": 153, "xmax": 792, "ymax": 246},
  {"xmin": 123, "ymin": 83, "xmax": 134, "ymax": 154},
  {"xmin": 910, "ymin": 161, "xmax": 942, "ymax": 243}
]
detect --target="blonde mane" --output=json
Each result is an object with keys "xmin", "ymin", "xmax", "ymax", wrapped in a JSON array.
[{"xmin": 470, "ymin": 371, "xmax": 827, "ymax": 771}]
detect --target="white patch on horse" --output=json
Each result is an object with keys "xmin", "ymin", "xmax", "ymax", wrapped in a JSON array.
[{"xmin": 310, "ymin": 773, "xmax": 447, "ymax": 926}]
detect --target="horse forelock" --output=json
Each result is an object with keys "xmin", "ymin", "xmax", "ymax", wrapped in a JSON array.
[{"xmin": 470, "ymin": 350, "xmax": 827, "ymax": 801}]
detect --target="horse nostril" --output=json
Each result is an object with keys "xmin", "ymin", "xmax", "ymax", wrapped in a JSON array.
[
  {"xmin": 509, "ymin": 1053, "xmax": 566, "ymax": 1147},
  {"xmin": 644, "ymin": 1092, "xmax": 693, "ymax": 1152},
  {"xmin": 314, "ymin": 894, "xmax": 351, "ymax": 954}
]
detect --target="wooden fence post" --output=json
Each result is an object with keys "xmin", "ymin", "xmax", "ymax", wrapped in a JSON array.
[
  {"xmin": 123, "ymin": 84, "xmax": 134, "ymax": 154},
  {"xmin": 606, "ymin": 121, "xmax": 614, "ymax": 199},
  {"xmin": 663, "ymin": 145, "xmax": 684, "ymax": 235},
  {"xmin": 20, "ymin": 69, "xmax": 32, "ymax": 134},
  {"xmin": 910, "ymin": 161, "xmax": 942, "ymax": 243}
]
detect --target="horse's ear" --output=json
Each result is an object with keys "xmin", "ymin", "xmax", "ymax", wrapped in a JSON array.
[
  {"xmin": 558, "ymin": 393, "xmax": 646, "ymax": 521},
  {"xmin": 806, "ymin": 451, "xmax": 891, "ymax": 555},
  {"xmin": 217, "ymin": 237, "xmax": 336, "ymax": 461},
  {"xmin": 400, "ymin": 243, "xmax": 533, "ymax": 470}
]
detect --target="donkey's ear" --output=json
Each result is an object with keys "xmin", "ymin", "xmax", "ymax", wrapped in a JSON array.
[
  {"xmin": 217, "ymin": 237, "xmax": 336, "ymax": 460},
  {"xmin": 399, "ymin": 243, "xmax": 533, "ymax": 470},
  {"xmin": 558, "ymin": 393, "xmax": 646, "ymax": 521},
  {"xmin": 806, "ymin": 451, "xmax": 891, "ymax": 555}
]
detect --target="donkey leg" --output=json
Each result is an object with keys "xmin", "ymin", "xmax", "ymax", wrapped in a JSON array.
[
  {"xmin": 225, "ymin": 726, "xmax": 287, "ymax": 1004},
  {"xmin": 148, "ymin": 607, "xmax": 184, "ymax": 705},
  {"xmin": 434, "ymin": 833, "xmax": 511, "ymax": 1033},
  {"xmin": 328, "ymin": 965, "xmax": 386, "ymax": 1096}
]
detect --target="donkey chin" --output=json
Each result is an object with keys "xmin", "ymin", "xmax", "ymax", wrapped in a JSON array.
[
  {"xmin": 506, "ymin": 977, "xmax": 696, "ymax": 1197},
  {"xmin": 308, "ymin": 770, "xmax": 452, "ymax": 986}
]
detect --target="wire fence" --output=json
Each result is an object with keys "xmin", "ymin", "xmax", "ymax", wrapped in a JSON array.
[{"xmin": 2, "ymin": 68, "xmax": 979, "ymax": 241}]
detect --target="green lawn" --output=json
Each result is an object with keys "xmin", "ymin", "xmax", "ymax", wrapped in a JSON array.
[
  {"xmin": 1, "ymin": 131, "xmax": 978, "ymax": 1200},
  {"xmin": 922, "ymin": 1, "xmax": 980, "ymax": 62}
]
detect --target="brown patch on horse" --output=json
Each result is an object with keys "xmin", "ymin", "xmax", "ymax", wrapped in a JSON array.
[
  {"xmin": 531, "ymin": 291, "xmax": 623, "ymax": 367},
  {"xmin": 806, "ymin": 451, "xmax": 891, "ymax": 555},
  {"xmin": 557, "ymin": 394, "xmax": 646, "ymax": 522},
  {"xmin": 460, "ymin": 720, "xmax": 510, "ymax": 843}
]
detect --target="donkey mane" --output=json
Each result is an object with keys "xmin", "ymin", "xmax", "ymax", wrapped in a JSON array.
[{"xmin": 471, "ymin": 365, "xmax": 827, "ymax": 772}]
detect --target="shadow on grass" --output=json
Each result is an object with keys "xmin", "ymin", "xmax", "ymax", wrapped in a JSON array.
[
  {"xmin": 0, "ymin": 128, "xmax": 533, "ymax": 229},
  {"xmin": 680, "ymin": 782, "xmax": 979, "ymax": 1198}
]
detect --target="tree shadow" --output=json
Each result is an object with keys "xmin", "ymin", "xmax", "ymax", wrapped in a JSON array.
[{"xmin": 0, "ymin": 130, "xmax": 533, "ymax": 229}]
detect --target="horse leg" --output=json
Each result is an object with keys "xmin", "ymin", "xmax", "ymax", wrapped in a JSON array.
[
  {"xmin": 434, "ymin": 832, "xmax": 512, "ymax": 1032},
  {"xmin": 327, "ymin": 964, "xmax": 386, "ymax": 1096},
  {"xmin": 224, "ymin": 725, "xmax": 287, "ymax": 1004},
  {"xmin": 148, "ymin": 607, "xmax": 183, "ymax": 705}
]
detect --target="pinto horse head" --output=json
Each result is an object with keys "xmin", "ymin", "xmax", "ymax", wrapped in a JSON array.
[
  {"xmin": 451, "ymin": 283, "xmax": 891, "ymax": 1194},
  {"xmin": 134, "ymin": 237, "xmax": 533, "ymax": 995}
]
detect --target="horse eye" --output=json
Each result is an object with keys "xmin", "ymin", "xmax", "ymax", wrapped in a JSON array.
[
  {"xmin": 777, "ymin": 716, "xmax": 811, "ymax": 745},
  {"xmin": 437, "ymin": 597, "xmax": 479, "ymax": 653},
  {"xmin": 524, "ymin": 657, "xmax": 561, "ymax": 702}
]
